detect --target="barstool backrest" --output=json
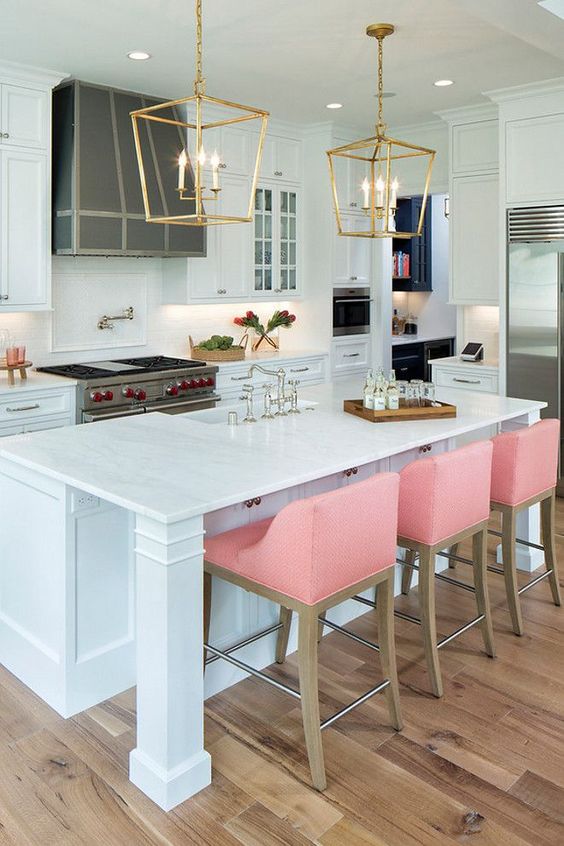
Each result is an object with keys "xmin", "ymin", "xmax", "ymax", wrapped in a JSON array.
[
  {"xmin": 239, "ymin": 472, "xmax": 400, "ymax": 605},
  {"xmin": 398, "ymin": 441, "xmax": 493, "ymax": 545},
  {"xmin": 491, "ymin": 418, "xmax": 560, "ymax": 506}
]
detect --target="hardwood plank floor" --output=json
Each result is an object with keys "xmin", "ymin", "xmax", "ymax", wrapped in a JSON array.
[{"xmin": 0, "ymin": 507, "xmax": 563, "ymax": 844}]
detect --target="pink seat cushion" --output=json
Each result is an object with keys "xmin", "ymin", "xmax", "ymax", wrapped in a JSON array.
[
  {"xmin": 398, "ymin": 441, "xmax": 493, "ymax": 546},
  {"xmin": 205, "ymin": 472, "xmax": 400, "ymax": 606},
  {"xmin": 490, "ymin": 419, "xmax": 560, "ymax": 507}
]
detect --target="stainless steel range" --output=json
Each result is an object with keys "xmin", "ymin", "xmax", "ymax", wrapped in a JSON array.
[{"xmin": 37, "ymin": 356, "xmax": 219, "ymax": 423}]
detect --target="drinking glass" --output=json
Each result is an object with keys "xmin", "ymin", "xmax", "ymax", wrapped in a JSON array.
[
  {"xmin": 16, "ymin": 345, "xmax": 26, "ymax": 365},
  {"xmin": 396, "ymin": 380, "xmax": 408, "ymax": 404},
  {"xmin": 410, "ymin": 379, "xmax": 424, "ymax": 407},
  {"xmin": 6, "ymin": 347, "xmax": 18, "ymax": 366},
  {"xmin": 423, "ymin": 381, "xmax": 437, "ymax": 406}
]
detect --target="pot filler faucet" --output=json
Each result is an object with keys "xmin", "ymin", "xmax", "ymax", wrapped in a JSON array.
[{"xmin": 241, "ymin": 364, "xmax": 299, "ymax": 422}]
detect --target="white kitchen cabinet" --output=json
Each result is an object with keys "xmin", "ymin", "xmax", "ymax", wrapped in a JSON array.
[
  {"xmin": 216, "ymin": 354, "xmax": 327, "ymax": 402},
  {"xmin": 0, "ymin": 149, "xmax": 49, "ymax": 309},
  {"xmin": 449, "ymin": 173, "xmax": 499, "ymax": 306},
  {"xmin": 505, "ymin": 114, "xmax": 564, "ymax": 205},
  {"xmin": 431, "ymin": 358, "xmax": 499, "ymax": 394},
  {"xmin": 332, "ymin": 336, "xmax": 371, "ymax": 376},
  {"xmin": 253, "ymin": 182, "xmax": 300, "ymax": 298},
  {"xmin": 0, "ymin": 84, "xmax": 47, "ymax": 149},
  {"xmin": 261, "ymin": 135, "xmax": 301, "ymax": 183},
  {"xmin": 334, "ymin": 213, "xmax": 372, "ymax": 284},
  {"xmin": 0, "ymin": 383, "xmax": 76, "ymax": 437},
  {"xmin": 451, "ymin": 119, "xmax": 498, "ymax": 176}
]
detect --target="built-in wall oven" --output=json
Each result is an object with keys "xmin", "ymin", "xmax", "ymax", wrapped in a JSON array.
[{"xmin": 332, "ymin": 287, "xmax": 371, "ymax": 336}]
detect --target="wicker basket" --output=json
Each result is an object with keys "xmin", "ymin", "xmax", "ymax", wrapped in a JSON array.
[{"xmin": 189, "ymin": 335, "xmax": 246, "ymax": 362}]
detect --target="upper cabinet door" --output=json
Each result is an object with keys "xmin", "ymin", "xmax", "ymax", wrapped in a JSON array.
[
  {"xmin": 450, "ymin": 173, "xmax": 499, "ymax": 306},
  {"xmin": 260, "ymin": 136, "xmax": 301, "ymax": 182},
  {"xmin": 506, "ymin": 114, "xmax": 564, "ymax": 205},
  {"xmin": 0, "ymin": 150, "xmax": 48, "ymax": 307},
  {"xmin": 451, "ymin": 120, "xmax": 498, "ymax": 176},
  {"xmin": 1, "ymin": 85, "xmax": 47, "ymax": 150}
]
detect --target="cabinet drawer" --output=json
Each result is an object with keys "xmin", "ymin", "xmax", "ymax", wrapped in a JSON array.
[
  {"xmin": 218, "ymin": 356, "xmax": 326, "ymax": 394},
  {"xmin": 332, "ymin": 339, "xmax": 370, "ymax": 373},
  {"xmin": 433, "ymin": 366, "xmax": 498, "ymax": 394},
  {"xmin": 0, "ymin": 390, "xmax": 72, "ymax": 421}
]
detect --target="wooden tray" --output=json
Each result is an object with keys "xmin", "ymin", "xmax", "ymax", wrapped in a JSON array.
[
  {"xmin": 189, "ymin": 335, "xmax": 246, "ymax": 362},
  {"xmin": 0, "ymin": 360, "xmax": 33, "ymax": 386},
  {"xmin": 344, "ymin": 398, "xmax": 457, "ymax": 423}
]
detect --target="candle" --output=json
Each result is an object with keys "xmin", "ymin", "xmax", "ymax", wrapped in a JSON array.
[
  {"xmin": 361, "ymin": 177, "xmax": 370, "ymax": 210},
  {"xmin": 177, "ymin": 149, "xmax": 187, "ymax": 191},
  {"xmin": 376, "ymin": 175, "xmax": 385, "ymax": 209},
  {"xmin": 390, "ymin": 178, "xmax": 398, "ymax": 210},
  {"xmin": 211, "ymin": 151, "xmax": 220, "ymax": 189}
]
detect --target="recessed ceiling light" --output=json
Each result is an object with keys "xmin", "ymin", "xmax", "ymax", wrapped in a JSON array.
[
  {"xmin": 127, "ymin": 51, "xmax": 151, "ymax": 61},
  {"xmin": 326, "ymin": 103, "xmax": 343, "ymax": 109},
  {"xmin": 434, "ymin": 79, "xmax": 454, "ymax": 87}
]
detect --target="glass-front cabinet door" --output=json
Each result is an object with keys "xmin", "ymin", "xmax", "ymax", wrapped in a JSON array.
[
  {"xmin": 254, "ymin": 187, "xmax": 273, "ymax": 293},
  {"xmin": 253, "ymin": 183, "xmax": 299, "ymax": 297}
]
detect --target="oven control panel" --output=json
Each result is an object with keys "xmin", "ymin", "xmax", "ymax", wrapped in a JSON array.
[{"xmin": 81, "ymin": 368, "xmax": 217, "ymax": 411}]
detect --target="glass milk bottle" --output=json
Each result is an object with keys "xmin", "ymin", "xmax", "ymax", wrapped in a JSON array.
[
  {"xmin": 363, "ymin": 369, "xmax": 375, "ymax": 409},
  {"xmin": 386, "ymin": 380, "xmax": 399, "ymax": 410},
  {"xmin": 373, "ymin": 382, "xmax": 386, "ymax": 411}
]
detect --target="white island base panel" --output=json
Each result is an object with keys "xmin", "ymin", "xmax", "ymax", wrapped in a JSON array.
[{"xmin": 0, "ymin": 384, "xmax": 545, "ymax": 810}]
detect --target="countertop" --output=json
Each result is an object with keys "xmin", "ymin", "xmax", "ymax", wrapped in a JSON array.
[
  {"xmin": 430, "ymin": 356, "xmax": 499, "ymax": 371},
  {"xmin": 0, "ymin": 371, "xmax": 78, "ymax": 396},
  {"xmin": 216, "ymin": 349, "xmax": 328, "ymax": 368},
  {"xmin": 391, "ymin": 335, "xmax": 455, "ymax": 346},
  {"xmin": 0, "ymin": 380, "xmax": 543, "ymax": 525}
]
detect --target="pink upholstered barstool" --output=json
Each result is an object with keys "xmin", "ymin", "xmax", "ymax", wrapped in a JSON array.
[
  {"xmin": 398, "ymin": 441, "xmax": 496, "ymax": 697},
  {"xmin": 203, "ymin": 473, "xmax": 403, "ymax": 791},
  {"xmin": 488, "ymin": 419, "xmax": 561, "ymax": 635}
]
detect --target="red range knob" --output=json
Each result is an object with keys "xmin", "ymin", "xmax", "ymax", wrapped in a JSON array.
[
  {"xmin": 134, "ymin": 388, "xmax": 147, "ymax": 401},
  {"xmin": 104, "ymin": 390, "xmax": 114, "ymax": 401},
  {"xmin": 206, "ymin": 376, "xmax": 214, "ymax": 387},
  {"xmin": 179, "ymin": 380, "xmax": 190, "ymax": 391},
  {"xmin": 198, "ymin": 378, "xmax": 206, "ymax": 388},
  {"xmin": 90, "ymin": 391, "xmax": 103, "ymax": 403},
  {"xmin": 189, "ymin": 379, "xmax": 198, "ymax": 389},
  {"xmin": 166, "ymin": 384, "xmax": 179, "ymax": 396},
  {"xmin": 123, "ymin": 386, "xmax": 135, "ymax": 399}
]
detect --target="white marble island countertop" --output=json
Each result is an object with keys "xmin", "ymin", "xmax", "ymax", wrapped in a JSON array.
[{"xmin": 0, "ymin": 380, "xmax": 545, "ymax": 524}]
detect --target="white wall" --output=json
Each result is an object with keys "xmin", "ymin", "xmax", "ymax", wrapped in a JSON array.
[
  {"xmin": 460, "ymin": 305, "xmax": 500, "ymax": 362},
  {"xmin": 0, "ymin": 257, "xmax": 307, "ymax": 366}
]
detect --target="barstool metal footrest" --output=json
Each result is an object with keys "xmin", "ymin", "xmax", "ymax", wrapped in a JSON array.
[
  {"xmin": 435, "ymin": 572, "xmax": 476, "ymax": 593},
  {"xmin": 352, "ymin": 594, "xmax": 378, "ymax": 609},
  {"xmin": 487, "ymin": 528, "xmax": 545, "ymax": 553},
  {"xmin": 204, "ymin": 641, "xmax": 301, "ymax": 698},
  {"xmin": 319, "ymin": 617, "xmax": 380, "ymax": 652},
  {"xmin": 518, "ymin": 569, "xmax": 553, "ymax": 595},
  {"xmin": 320, "ymin": 680, "xmax": 390, "ymax": 731},
  {"xmin": 436, "ymin": 550, "xmax": 475, "ymax": 567},
  {"xmin": 394, "ymin": 609, "xmax": 422, "ymax": 625},
  {"xmin": 204, "ymin": 622, "xmax": 283, "ymax": 666},
  {"xmin": 437, "ymin": 614, "xmax": 485, "ymax": 649}
]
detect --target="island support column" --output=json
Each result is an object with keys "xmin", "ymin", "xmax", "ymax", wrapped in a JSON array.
[{"xmin": 130, "ymin": 513, "xmax": 211, "ymax": 811}]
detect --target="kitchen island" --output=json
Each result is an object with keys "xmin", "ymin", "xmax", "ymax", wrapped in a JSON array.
[{"xmin": 0, "ymin": 381, "xmax": 545, "ymax": 811}]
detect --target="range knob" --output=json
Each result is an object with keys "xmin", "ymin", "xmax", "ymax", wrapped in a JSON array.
[
  {"xmin": 189, "ymin": 379, "xmax": 199, "ymax": 389},
  {"xmin": 122, "ymin": 386, "xmax": 135, "ymax": 399},
  {"xmin": 179, "ymin": 380, "xmax": 190, "ymax": 391},
  {"xmin": 206, "ymin": 376, "xmax": 214, "ymax": 387},
  {"xmin": 104, "ymin": 390, "xmax": 114, "ymax": 401},
  {"xmin": 197, "ymin": 378, "xmax": 207, "ymax": 388},
  {"xmin": 134, "ymin": 388, "xmax": 147, "ymax": 401},
  {"xmin": 166, "ymin": 383, "xmax": 179, "ymax": 396},
  {"xmin": 90, "ymin": 391, "xmax": 103, "ymax": 403}
]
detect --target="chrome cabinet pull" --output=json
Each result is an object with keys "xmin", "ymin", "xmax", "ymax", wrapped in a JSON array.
[
  {"xmin": 343, "ymin": 353, "xmax": 360, "ymax": 358},
  {"xmin": 290, "ymin": 366, "xmax": 309, "ymax": 372},
  {"xmin": 2, "ymin": 133, "xmax": 9, "ymax": 139},
  {"xmin": 453, "ymin": 378, "xmax": 481, "ymax": 384},
  {"xmin": 231, "ymin": 375, "xmax": 248, "ymax": 381},
  {"xmin": 218, "ymin": 162, "xmax": 227, "ymax": 169},
  {"xmin": 0, "ymin": 294, "xmax": 9, "ymax": 300},
  {"xmin": 274, "ymin": 170, "xmax": 283, "ymax": 176},
  {"xmin": 6, "ymin": 403, "xmax": 40, "ymax": 413}
]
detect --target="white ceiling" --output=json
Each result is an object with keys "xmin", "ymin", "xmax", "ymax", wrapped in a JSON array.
[{"xmin": 2, "ymin": 0, "xmax": 564, "ymax": 128}]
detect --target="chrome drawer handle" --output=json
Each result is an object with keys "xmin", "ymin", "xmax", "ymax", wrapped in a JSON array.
[
  {"xmin": 290, "ymin": 367, "xmax": 309, "ymax": 372},
  {"xmin": 343, "ymin": 353, "xmax": 360, "ymax": 358},
  {"xmin": 231, "ymin": 375, "xmax": 248, "ymax": 381},
  {"xmin": 453, "ymin": 378, "xmax": 481, "ymax": 384},
  {"xmin": 0, "ymin": 294, "xmax": 9, "ymax": 300},
  {"xmin": 6, "ymin": 403, "xmax": 40, "ymax": 413},
  {"xmin": 2, "ymin": 133, "xmax": 9, "ymax": 139}
]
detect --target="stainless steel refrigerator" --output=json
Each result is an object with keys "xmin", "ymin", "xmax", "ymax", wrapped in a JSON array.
[{"xmin": 507, "ymin": 206, "xmax": 564, "ymax": 490}]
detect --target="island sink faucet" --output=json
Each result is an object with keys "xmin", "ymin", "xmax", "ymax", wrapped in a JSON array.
[{"xmin": 247, "ymin": 364, "xmax": 291, "ymax": 416}]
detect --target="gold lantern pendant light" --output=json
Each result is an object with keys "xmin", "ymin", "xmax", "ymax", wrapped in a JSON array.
[
  {"xmin": 130, "ymin": 0, "xmax": 269, "ymax": 227},
  {"xmin": 327, "ymin": 24, "xmax": 435, "ymax": 239}
]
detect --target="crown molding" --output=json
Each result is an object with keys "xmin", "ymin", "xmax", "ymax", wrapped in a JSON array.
[
  {"xmin": 436, "ymin": 103, "xmax": 498, "ymax": 125},
  {"xmin": 388, "ymin": 118, "xmax": 447, "ymax": 135},
  {"xmin": 485, "ymin": 76, "xmax": 564, "ymax": 103},
  {"xmin": 0, "ymin": 60, "xmax": 68, "ymax": 89}
]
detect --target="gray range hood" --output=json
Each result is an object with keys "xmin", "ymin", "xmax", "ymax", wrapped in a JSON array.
[{"xmin": 52, "ymin": 80, "xmax": 205, "ymax": 257}]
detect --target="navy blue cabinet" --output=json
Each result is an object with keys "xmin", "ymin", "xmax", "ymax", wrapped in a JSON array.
[{"xmin": 392, "ymin": 196, "xmax": 432, "ymax": 292}]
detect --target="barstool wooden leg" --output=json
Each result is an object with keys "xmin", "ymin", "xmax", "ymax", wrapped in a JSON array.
[
  {"xmin": 472, "ymin": 529, "xmax": 496, "ymax": 658},
  {"xmin": 376, "ymin": 573, "xmax": 403, "ymax": 731},
  {"xmin": 298, "ymin": 608, "xmax": 326, "ymax": 791},
  {"xmin": 401, "ymin": 549, "xmax": 417, "ymax": 595},
  {"xmin": 448, "ymin": 543, "xmax": 459, "ymax": 569},
  {"xmin": 317, "ymin": 611, "xmax": 326, "ymax": 644},
  {"xmin": 419, "ymin": 546, "xmax": 443, "ymax": 698},
  {"xmin": 501, "ymin": 508, "xmax": 524, "ymax": 636},
  {"xmin": 541, "ymin": 492, "xmax": 562, "ymax": 607},
  {"xmin": 275, "ymin": 607, "xmax": 293, "ymax": 664}
]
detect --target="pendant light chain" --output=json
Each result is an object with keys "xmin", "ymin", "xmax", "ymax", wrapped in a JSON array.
[
  {"xmin": 194, "ymin": 0, "xmax": 206, "ymax": 94},
  {"xmin": 376, "ymin": 35, "xmax": 385, "ymax": 137}
]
